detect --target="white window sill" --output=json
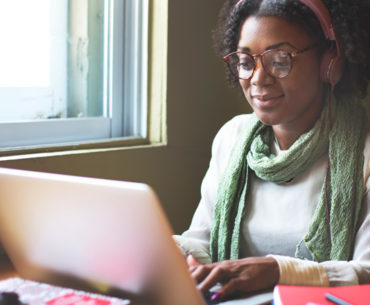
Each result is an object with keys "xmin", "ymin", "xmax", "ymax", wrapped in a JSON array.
[{"xmin": 0, "ymin": 137, "xmax": 167, "ymax": 161}]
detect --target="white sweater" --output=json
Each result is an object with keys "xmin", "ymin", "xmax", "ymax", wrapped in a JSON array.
[{"xmin": 174, "ymin": 114, "xmax": 370, "ymax": 286}]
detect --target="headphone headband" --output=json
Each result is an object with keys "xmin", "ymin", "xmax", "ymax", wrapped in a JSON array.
[
  {"xmin": 298, "ymin": 0, "xmax": 336, "ymax": 41},
  {"xmin": 235, "ymin": 0, "xmax": 335, "ymax": 40}
]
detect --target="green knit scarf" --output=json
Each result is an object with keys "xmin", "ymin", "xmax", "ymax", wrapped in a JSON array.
[{"xmin": 210, "ymin": 96, "xmax": 367, "ymax": 263}]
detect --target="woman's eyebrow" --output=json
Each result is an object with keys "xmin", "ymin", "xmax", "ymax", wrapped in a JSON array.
[{"xmin": 237, "ymin": 42, "xmax": 297, "ymax": 52}]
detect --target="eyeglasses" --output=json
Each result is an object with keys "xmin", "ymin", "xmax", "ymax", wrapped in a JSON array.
[{"xmin": 223, "ymin": 44, "xmax": 317, "ymax": 80}]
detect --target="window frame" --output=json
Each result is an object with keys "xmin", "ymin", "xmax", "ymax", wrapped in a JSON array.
[{"xmin": 0, "ymin": 0, "xmax": 151, "ymax": 150}]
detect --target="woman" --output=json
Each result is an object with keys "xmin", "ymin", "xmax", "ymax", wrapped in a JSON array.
[{"xmin": 174, "ymin": 0, "xmax": 370, "ymax": 302}]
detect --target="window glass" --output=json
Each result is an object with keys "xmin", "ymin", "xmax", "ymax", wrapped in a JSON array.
[
  {"xmin": 0, "ymin": 0, "xmax": 105, "ymax": 121},
  {"xmin": 0, "ymin": 0, "xmax": 149, "ymax": 148}
]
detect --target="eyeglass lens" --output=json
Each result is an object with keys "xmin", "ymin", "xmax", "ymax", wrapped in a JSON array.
[{"xmin": 229, "ymin": 49, "xmax": 293, "ymax": 79}]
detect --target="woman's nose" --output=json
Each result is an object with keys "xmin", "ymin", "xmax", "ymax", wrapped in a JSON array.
[{"xmin": 250, "ymin": 58, "xmax": 274, "ymax": 86}]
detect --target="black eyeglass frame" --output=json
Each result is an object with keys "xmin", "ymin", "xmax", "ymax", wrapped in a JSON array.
[{"xmin": 223, "ymin": 44, "xmax": 318, "ymax": 80}]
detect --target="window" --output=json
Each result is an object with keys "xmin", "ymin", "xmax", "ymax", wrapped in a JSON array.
[{"xmin": 0, "ymin": 0, "xmax": 149, "ymax": 148}]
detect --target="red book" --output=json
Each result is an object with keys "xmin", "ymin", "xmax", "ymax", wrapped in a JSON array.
[{"xmin": 273, "ymin": 284, "xmax": 370, "ymax": 305}]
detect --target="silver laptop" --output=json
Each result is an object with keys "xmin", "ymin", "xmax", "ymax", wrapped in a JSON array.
[
  {"xmin": 0, "ymin": 167, "xmax": 273, "ymax": 305},
  {"xmin": 0, "ymin": 167, "xmax": 206, "ymax": 305}
]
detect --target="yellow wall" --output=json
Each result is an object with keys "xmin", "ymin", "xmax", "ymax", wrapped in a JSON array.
[{"xmin": 0, "ymin": 1, "xmax": 248, "ymax": 234}]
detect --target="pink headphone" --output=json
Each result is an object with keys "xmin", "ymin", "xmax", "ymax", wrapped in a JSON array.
[{"xmin": 234, "ymin": 0, "xmax": 345, "ymax": 89}]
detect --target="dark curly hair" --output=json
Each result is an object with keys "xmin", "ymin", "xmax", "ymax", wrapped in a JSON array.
[{"xmin": 213, "ymin": 0, "xmax": 370, "ymax": 101}]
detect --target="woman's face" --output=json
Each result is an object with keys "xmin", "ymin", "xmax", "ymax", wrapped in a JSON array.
[{"xmin": 238, "ymin": 16, "xmax": 324, "ymax": 131}]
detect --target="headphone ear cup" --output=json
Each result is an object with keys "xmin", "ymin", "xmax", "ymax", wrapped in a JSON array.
[
  {"xmin": 320, "ymin": 45, "xmax": 345, "ymax": 87},
  {"xmin": 320, "ymin": 46, "xmax": 336, "ymax": 83}
]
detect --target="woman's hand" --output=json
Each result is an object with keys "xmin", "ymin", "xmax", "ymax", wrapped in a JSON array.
[{"xmin": 187, "ymin": 254, "xmax": 279, "ymax": 301}]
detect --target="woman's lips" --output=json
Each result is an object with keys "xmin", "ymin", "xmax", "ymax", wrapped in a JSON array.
[{"xmin": 251, "ymin": 94, "xmax": 284, "ymax": 107}]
